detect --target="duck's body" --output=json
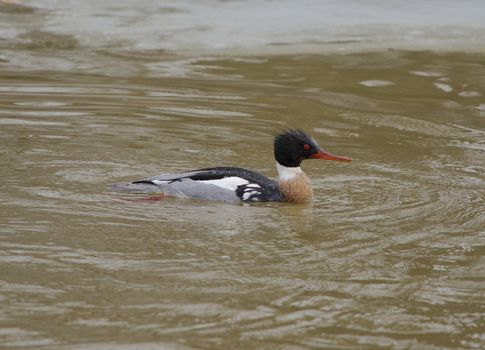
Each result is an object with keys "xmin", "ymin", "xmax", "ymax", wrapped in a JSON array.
[
  {"xmin": 112, "ymin": 129, "xmax": 351, "ymax": 203},
  {"xmin": 117, "ymin": 167, "xmax": 283, "ymax": 202}
]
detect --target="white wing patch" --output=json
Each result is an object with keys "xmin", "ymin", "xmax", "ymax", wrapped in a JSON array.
[
  {"xmin": 199, "ymin": 176, "xmax": 249, "ymax": 191},
  {"xmin": 245, "ymin": 184, "xmax": 260, "ymax": 188},
  {"xmin": 152, "ymin": 180, "xmax": 169, "ymax": 185},
  {"xmin": 241, "ymin": 184, "xmax": 262, "ymax": 200}
]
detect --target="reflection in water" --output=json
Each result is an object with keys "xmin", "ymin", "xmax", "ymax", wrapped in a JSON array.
[{"xmin": 0, "ymin": 47, "xmax": 484, "ymax": 350}]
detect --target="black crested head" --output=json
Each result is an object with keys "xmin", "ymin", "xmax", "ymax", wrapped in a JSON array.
[{"xmin": 274, "ymin": 129, "xmax": 321, "ymax": 167}]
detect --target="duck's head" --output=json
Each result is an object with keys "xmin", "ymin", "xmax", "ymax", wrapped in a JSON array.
[{"xmin": 274, "ymin": 129, "xmax": 351, "ymax": 168}]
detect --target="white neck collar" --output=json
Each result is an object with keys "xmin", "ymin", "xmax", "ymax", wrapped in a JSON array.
[{"xmin": 276, "ymin": 162, "xmax": 303, "ymax": 181}]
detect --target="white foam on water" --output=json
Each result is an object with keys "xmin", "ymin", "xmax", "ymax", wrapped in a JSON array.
[
  {"xmin": 410, "ymin": 71, "xmax": 444, "ymax": 77},
  {"xmin": 359, "ymin": 80, "xmax": 395, "ymax": 87},
  {"xmin": 458, "ymin": 91, "xmax": 481, "ymax": 98},
  {"xmin": 433, "ymin": 82, "xmax": 453, "ymax": 93}
]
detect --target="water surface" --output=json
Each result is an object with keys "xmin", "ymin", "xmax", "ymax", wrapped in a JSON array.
[{"xmin": 1, "ymin": 1, "xmax": 485, "ymax": 350}]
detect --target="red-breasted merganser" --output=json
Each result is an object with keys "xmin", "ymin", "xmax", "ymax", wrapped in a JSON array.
[{"xmin": 112, "ymin": 129, "xmax": 351, "ymax": 203}]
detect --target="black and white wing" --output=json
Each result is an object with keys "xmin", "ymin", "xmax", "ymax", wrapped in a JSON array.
[{"xmin": 111, "ymin": 167, "xmax": 283, "ymax": 202}]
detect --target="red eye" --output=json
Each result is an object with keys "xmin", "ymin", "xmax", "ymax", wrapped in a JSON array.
[{"xmin": 303, "ymin": 144, "xmax": 310, "ymax": 150}]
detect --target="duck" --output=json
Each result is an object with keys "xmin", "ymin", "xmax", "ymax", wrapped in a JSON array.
[{"xmin": 112, "ymin": 129, "xmax": 351, "ymax": 203}]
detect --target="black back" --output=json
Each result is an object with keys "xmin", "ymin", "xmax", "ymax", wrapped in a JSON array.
[
  {"xmin": 197, "ymin": 167, "xmax": 283, "ymax": 201},
  {"xmin": 134, "ymin": 166, "xmax": 283, "ymax": 202}
]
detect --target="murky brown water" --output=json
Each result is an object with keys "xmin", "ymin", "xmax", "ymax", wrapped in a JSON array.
[
  {"xmin": 1, "ymin": 2, "xmax": 485, "ymax": 350},
  {"xmin": 2, "ymin": 49, "xmax": 484, "ymax": 350}
]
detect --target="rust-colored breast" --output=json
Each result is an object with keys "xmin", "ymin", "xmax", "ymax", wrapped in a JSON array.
[{"xmin": 278, "ymin": 173, "xmax": 313, "ymax": 203}]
